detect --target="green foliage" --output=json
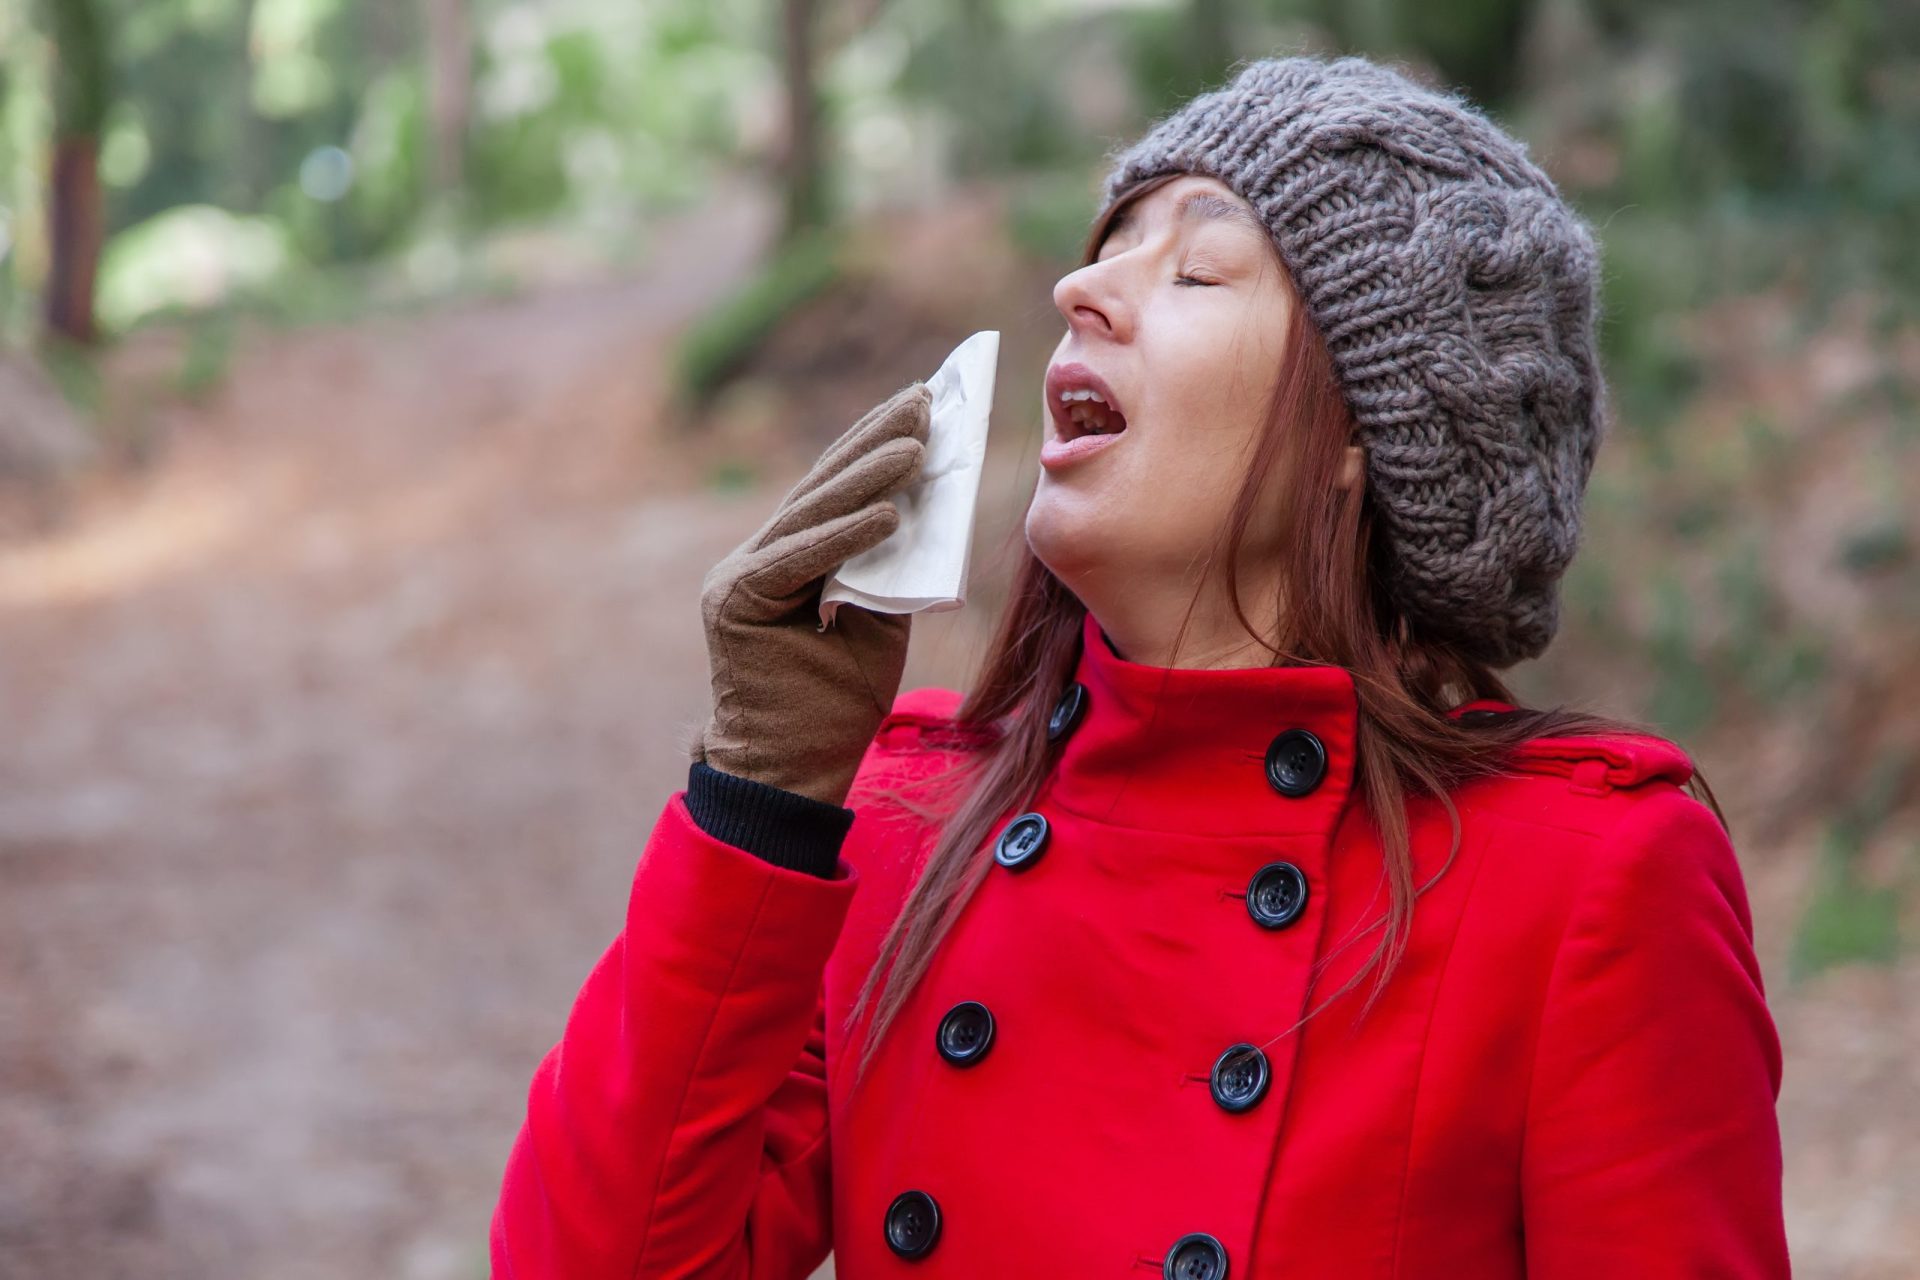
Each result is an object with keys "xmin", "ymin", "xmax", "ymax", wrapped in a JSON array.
[
  {"xmin": 0, "ymin": 9, "xmax": 51, "ymax": 343},
  {"xmin": 1789, "ymin": 747, "xmax": 1912, "ymax": 979},
  {"xmin": 1711, "ymin": 536, "xmax": 1826, "ymax": 709},
  {"xmin": 462, "ymin": 5, "xmax": 749, "ymax": 233},
  {"xmin": 4, "ymin": 0, "xmax": 1913, "ymax": 392},
  {"xmin": 1645, "ymin": 568, "xmax": 1716, "ymax": 737},
  {"xmin": 886, "ymin": 0, "xmax": 1089, "ymax": 178},
  {"xmin": 1749, "ymin": 632, "xmax": 1827, "ymax": 708},
  {"xmin": 42, "ymin": 0, "xmax": 111, "ymax": 137},
  {"xmin": 1837, "ymin": 516, "xmax": 1912, "ymax": 576},
  {"xmin": 1736, "ymin": 409, "xmax": 1791, "ymax": 475},
  {"xmin": 1005, "ymin": 171, "xmax": 1099, "ymax": 267},
  {"xmin": 339, "ymin": 69, "xmax": 427, "ymax": 258},
  {"xmin": 1559, "ymin": 544, "xmax": 1617, "ymax": 637},
  {"xmin": 173, "ymin": 308, "xmax": 234, "ymax": 397},
  {"xmin": 1297, "ymin": 0, "xmax": 1536, "ymax": 107},
  {"xmin": 95, "ymin": 202, "xmax": 291, "ymax": 329},
  {"xmin": 1112, "ymin": 5, "xmax": 1235, "ymax": 123},
  {"xmin": 705, "ymin": 458, "xmax": 759, "ymax": 494},
  {"xmin": 1790, "ymin": 827, "xmax": 1903, "ymax": 978},
  {"xmin": 671, "ymin": 223, "xmax": 847, "ymax": 408},
  {"xmin": 1590, "ymin": 213, "xmax": 1704, "ymax": 446},
  {"xmin": 1594, "ymin": 0, "xmax": 1920, "ymax": 300},
  {"xmin": 36, "ymin": 334, "xmax": 103, "ymax": 414}
]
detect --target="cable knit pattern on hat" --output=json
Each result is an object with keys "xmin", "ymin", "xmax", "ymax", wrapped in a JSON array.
[{"xmin": 1099, "ymin": 54, "xmax": 1608, "ymax": 668}]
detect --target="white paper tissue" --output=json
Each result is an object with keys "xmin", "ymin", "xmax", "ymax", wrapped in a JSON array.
[{"xmin": 818, "ymin": 329, "xmax": 999, "ymax": 629}]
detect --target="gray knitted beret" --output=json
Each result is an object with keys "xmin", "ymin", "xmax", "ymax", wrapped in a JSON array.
[{"xmin": 1099, "ymin": 53, "xmax": 1607, "ymax": 668}]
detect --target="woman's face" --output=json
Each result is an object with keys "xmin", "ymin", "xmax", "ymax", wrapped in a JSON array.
[{"xmin": 1027, "ymin": 173, "xmax": 1296, "ymax": 603}]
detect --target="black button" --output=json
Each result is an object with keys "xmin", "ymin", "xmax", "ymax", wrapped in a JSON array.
[
  {"xmin": 884, "ymin": 1189, "xmax": 941, "ymax": 1259},
  {"xmin": 1209, "ymin": 1042, "xmax": 1270, "ymax": 1113},
  {"xmin": 1245, "ymin": 860, "xmax": 1309, "ymax": 930},
  {"xmin": 1047, "ymin": 681, "xmax": 1089, "ymax": 742},
  {"xmin": 994, "ymin": 812, "xmax": 1050, "ymax": 870},
  {"xmin": 1164, "ymin": 1231, "xmax": 1229, "ymax": 1280},
  {"xmin": 1264, "ymin": 728, "xmax": 1327, "ymax": 797},
  {"xmin": 935, "ymin": 1000, "xmax": 995, "ymax": 1067}
]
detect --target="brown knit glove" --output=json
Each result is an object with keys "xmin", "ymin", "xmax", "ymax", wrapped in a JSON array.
[{"xmin": 692, "ymin": 381, "xmax": 933, "ymax": 808}]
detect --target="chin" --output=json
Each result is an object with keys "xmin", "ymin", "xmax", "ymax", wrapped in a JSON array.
[{"xmin": 1023, "ymin": 491, "xmax": 1111, "ymax": 582}]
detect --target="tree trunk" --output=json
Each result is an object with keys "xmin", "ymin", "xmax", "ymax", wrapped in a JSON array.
[
  {"xmin": 422, "ymin": 0, "xmax": 471, "ymax": 194},
  {"xmin": 780, "ymin": 0, "xmax": 826, "ymax": 241},
  {"xmin": 42, "ymin": 0, "xmax": 110, "ymax": 345},
  {"xmin": 44, "ymin": 138, "xmax": 102, "ymax": 343}
]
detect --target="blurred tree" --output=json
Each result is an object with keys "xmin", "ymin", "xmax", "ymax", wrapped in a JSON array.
[
  {"xmin": 949, "ymin": 0, "xmax": 1006, "ymax": 180},
  {"xmin": 1191, "ymin": 0, "xmax": 1237, "ymax": 84},
  {"xmin": 41, "ymin": 0, "xmax": 109, "ymax": 343},
  {"xmin": 894, "ymin": 0, "xmax": 1085, "ymax": 178},
  {"xmin": 422, "ymin": 0, "xmax": 469, "ymax": 195},
  {"xmin": 1121, "ymin": 0, "xmax": 1259, "ymax": 124},
  {"xmin": 781, "ymin": 0, "xmax": 828, "ymax": 240},
  {"xmin": 821, "ymin": 0, "xmax": 890, "ymax": 48},
  {"xmin": 1295, "ymin": 0, "xmax": 1539, "ymax": 107}
]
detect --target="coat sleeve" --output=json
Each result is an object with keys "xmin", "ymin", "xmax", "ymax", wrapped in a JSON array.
[
  {"xmin": 489, "ymin": 788, "xmax": 860, "ymax": 1280},
  {"xmin": 1520, "ymin": 784, "xmax": 1790, "ymax": 1278}
]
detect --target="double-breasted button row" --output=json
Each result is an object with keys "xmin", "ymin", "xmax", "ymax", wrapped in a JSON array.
[
  {"xmin": 997, "ymin": 818, "xmax": 1315, "ymax": 937},
  {"xmin": 886, "ymin": 1197, "xmax": 1233, "ymax": 1271},
  {"xmin": 911, "ymin": 690, "xmax": 1305, "ymax": 1270},
  {"xmin": 936, "ymin": 999, "xmax": 1265, "ymax": 1112},
  {"xmin": 1045, "ymin": 677, "xmax": 1327, "ymax": 800}
]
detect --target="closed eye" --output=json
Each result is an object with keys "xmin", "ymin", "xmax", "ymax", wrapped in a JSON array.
[{"xmin": 1174, "ymin": 273, "xmax": 1219, "ymax": 287}]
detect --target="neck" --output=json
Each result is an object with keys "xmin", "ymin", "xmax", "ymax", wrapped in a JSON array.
[{"xmin": 1081, "ymin": 579, "xmax": 1286, "ymax": 670}]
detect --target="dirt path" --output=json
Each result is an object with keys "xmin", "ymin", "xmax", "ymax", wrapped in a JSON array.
[{"xmin": 0, "ymin": 172, "xmax": 878, "ymax": 1279}]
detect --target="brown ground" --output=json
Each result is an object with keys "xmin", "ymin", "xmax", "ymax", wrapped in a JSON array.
[{"xmin": 0, "ymin": 173, "xmax": 1911, "ymax": 1278}]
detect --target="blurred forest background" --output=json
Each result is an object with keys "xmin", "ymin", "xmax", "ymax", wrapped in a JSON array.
[{"xmin": 1, "ymin": 0, "xmax": 1917, "ymax": 1276}]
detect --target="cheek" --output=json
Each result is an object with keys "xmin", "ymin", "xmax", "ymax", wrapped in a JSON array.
[
  {"xmin": 1140, "ymin": 312, "xmax": 1280, "ymax": 503},
  {"xmin": 1148, "ymin": 317, "xmax": 1271, "ymax": 445},
  {"xmin": 1135, "ymin": 437, "xmax": 1241, "ymax": 548}
]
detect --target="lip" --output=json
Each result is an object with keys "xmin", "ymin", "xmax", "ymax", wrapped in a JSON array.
[
  {"xmin": 1040, "ymin": 429, "xmax": 1125, "ymax": 470},
  {"xmin": 1043, "ymin": 361, "xmax": 1129, "ymax": 446}
]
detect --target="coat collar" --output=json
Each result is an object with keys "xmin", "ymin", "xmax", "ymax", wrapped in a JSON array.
[{"xmin": 1043, "ymin": 612, "xmax": 1363, "ymax": 838}]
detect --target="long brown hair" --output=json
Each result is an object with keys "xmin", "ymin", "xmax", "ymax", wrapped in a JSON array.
[{"xmin": 843, "ymin": 170, "xmax": 1723, "ymax": 1087}]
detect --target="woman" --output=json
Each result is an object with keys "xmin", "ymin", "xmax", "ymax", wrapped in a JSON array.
[{"xmin": 491, "ymin": 54, "xmax": 1789, "ymax": 1278}]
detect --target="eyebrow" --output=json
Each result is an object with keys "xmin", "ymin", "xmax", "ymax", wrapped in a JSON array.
[{"xmin": 1107, "ymin": 189, "xmax": 1267, "ymax": 242}]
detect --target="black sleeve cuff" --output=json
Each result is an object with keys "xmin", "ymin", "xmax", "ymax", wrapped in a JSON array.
[{"xmin": 685, "ymin": 760, "xmax": 855, "ymax": 879}]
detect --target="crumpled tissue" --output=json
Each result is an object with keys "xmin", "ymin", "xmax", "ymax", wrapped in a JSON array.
[{"xmin": 818, "ymin": 329, "xmax": 998, "ymax": 629}]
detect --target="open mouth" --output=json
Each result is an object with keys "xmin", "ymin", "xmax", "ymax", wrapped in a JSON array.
[
  {"xmin": 1057, "ymin": 391, "xmax": 1129, "ymax": 439},
  {"xmin": 1046, "ymin": 363, "xmax": 1130, "ymax": 441}
]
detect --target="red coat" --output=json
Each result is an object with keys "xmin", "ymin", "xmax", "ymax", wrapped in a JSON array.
[{"xmin": 492, "ymin": 611, "xmax": 1788, "ymax": 1278}]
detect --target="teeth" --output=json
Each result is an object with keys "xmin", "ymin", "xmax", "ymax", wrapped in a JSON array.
[
  {"xmin": 1057, "ymin": 384, "xmax": 1127, "ymax": 438},
  {"xmin": 1067, "ymin": 402, "xmax": 1119, "ymax": 434}
]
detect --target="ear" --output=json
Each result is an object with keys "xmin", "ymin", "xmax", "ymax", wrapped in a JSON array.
[{"xmin": 1337, "ymin": 443, "xmax": 1365, "ymax": 492}]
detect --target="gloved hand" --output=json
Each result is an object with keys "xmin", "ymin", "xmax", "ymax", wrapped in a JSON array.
[{"xmin": 692, "ymin": 381, "xmax": 933, "ymax": 808}]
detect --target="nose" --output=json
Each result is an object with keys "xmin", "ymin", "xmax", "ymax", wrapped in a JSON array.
[{"xmin": 1053, "ymin": 260, "xmax": 1127, "ymax": 343}]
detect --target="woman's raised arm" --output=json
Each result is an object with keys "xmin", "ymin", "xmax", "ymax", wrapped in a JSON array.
[{"xmin": 490, "ymin": 383, "xmax": 932, "ymax": 1276}]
